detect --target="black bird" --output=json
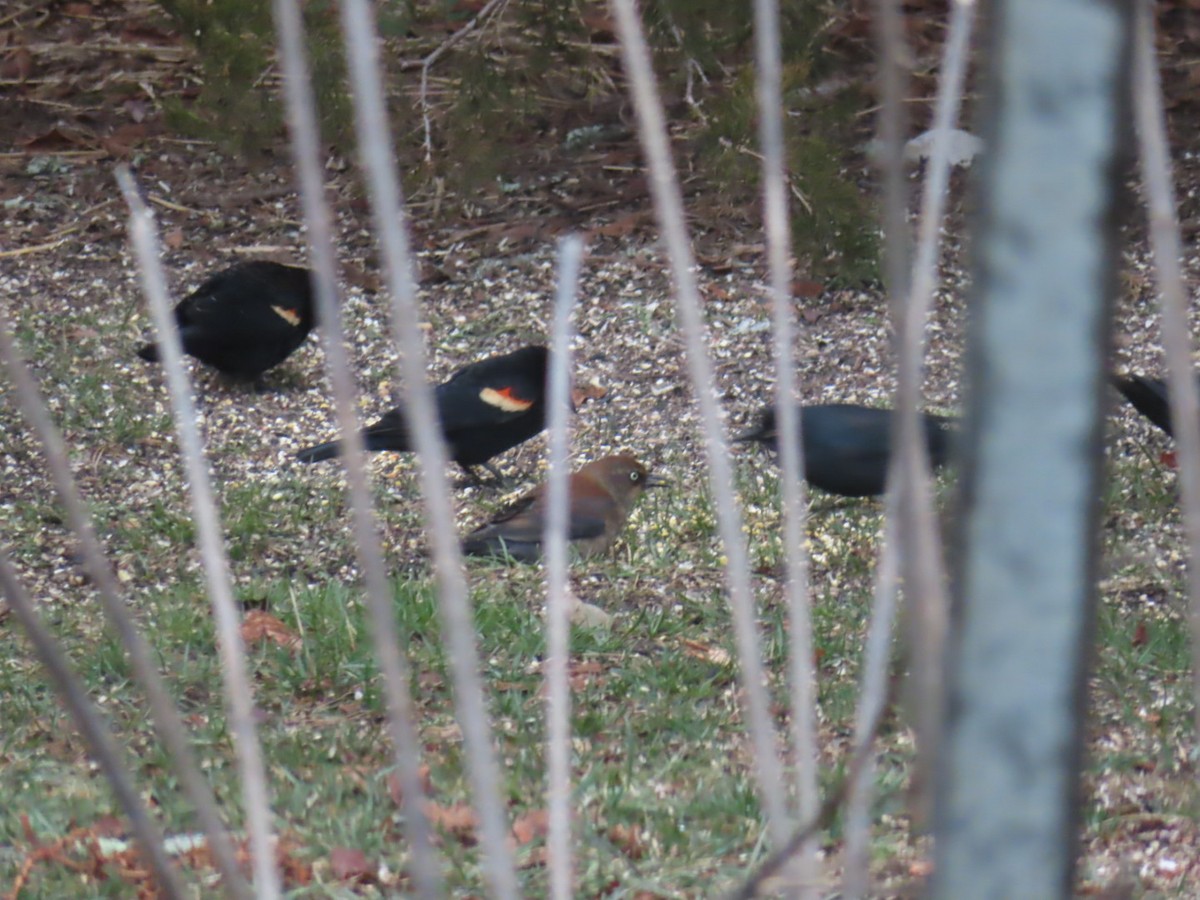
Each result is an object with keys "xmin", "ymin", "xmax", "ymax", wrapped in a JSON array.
[
  {"xmin": 736, "ymin": 403, "xmax": 957, "ymax": 498},
  {"xmin": 136, "ymin": 261, "xmax": 316, "ymax": 382},
  {"xmin": 462, "ymin": 454, "xmax": 667, "ymax": 562},
  {"xmin": 296, "ymin": 345, "xmax": 551, "ymax": 481},
  {"xmin": 1111, "ymin": 373, "xmax": 1175, "ymax": 436}
]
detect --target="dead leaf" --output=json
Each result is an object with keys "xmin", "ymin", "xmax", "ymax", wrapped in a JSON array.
[
  {"xmin": 608, "ymin": 823, "xmax": 645, "ymax": 859},
  {"xmin": 21, "ymin": 125, "xmax": 96, "ymax": 152},
  {"xmin": 571, "ymin": 381, "xmax": 607, "ymax": 407},
  {"xmin": 101, "ymin": 123, "xmax": 148, "ymax": 157},
  {"xmin": 240, "ymin": 610, "xmax": 300, "ymax": 652},
  {"xmin": 570, "ymin": 600, "xmax": 613, "ymax": 630},
  {"xmin": 679, "ymin": 637, "xmax": 732, "ymax": 666},
  {"xmin": 163, "ymin": 227, "xmax": 185, "ymax": 250},
  {"xmin": 386, "ymin": 764, "xmax": 432, "ymax": 807},
  {"xmin": 511, "ymin": 809, "xmax": 549, "ymax": 845},
  {"xmin": 1, "ymin": 47, "xmax": 34, "ymax": 81},
  {"xmin": 909, "ymin": 859, "xmax": 935, "ymax": 877},
  {"xmin": 792, "ymin": 278, "xmax": 825, "ymax": 298},
  {"xmin": 329, "ymin": 847, "xmax": 373, "ymax": 883},
  {"xmin": 1132, "ymin": 621, "xmax": 1149, "ymax": 647},
  {"xmin": 424, "ymin": 722, "xmax": 463, "ymax": 743},
  {"xmin": 425, "ymin": 801, "xmax": 478, "ymax": 843}
]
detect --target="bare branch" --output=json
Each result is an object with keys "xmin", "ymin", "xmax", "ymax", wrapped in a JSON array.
[
  {"xmin": 0, "ymin": 549, "xmax": 186, "ymax": 900},
  {"xmin": 332, "ymin": 0, "xmax": 520, "ymax": 894},
  {"xmin": 275, "ymin": 0, "xmax": 446, "ymax": 895},
  {"xmin": 1131, "ymin": 0, "xmax": 1200, "ymax": 747},
  {"xmin": 116, "ymin": 166, "xmax": 282, "ymax": 899},
  {"xmin": 0, "ymin": 304, "xmax": 251, "ymax": 898},
  {"xmin": 752, "ymin": 0, "xmax": 819, "ymax": 890},
  {"xmin": 894, "ymin": 0, "xmax": 976, "ymax": 830},
  {"xmin": 544, "ymin": 235, "xmax": 586, "ymax": 900},
  {"xmin": 610, "ymin": 0, "xmax": 792, "ymax": 846}
]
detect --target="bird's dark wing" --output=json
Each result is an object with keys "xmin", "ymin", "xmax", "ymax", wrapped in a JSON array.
[
  {"xmin": 470, "ymin": 487, "xmax": 607, "ymax": 543},
  {"xmin": 434, "ymin": 372, "xmax": 542, "ymax": 433}
]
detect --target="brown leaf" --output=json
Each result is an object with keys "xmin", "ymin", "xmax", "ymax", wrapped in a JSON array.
[
  {"xmin": 678, "ymin": 637, "xmax": 732, "ymax": 666},
  {"xmin": 1131, "ymin": 620, "xmax": 1149, "ymax": 648},
  {"xmin": 1, "ymin": 47, "xmax": 34, "ymax": 81},
  {"xmin": 909, "ymin": 859, "xmax": 935, "ymax": 877},
  {"xmin": 330, "ymin": 847, "xmax": 373, "ymax": 882},
  {"xmin": 571, "ymin": 381, "xmax": 607, "ymax": 407},
  {"xmin": 240, "ymin": 610, "xmax": 300, "ymax": 652},
  {"xmin": 387, "ymin": 764, "xmax": 433, "ymax": 807},
  {"xmin": 589, "ymin": 210, "xmax": 652, "ymax": 238},
  {"xmin": 425, "ymin": 801, "xmax": 479, "ymax": 843},
  {"xmin": 163, "ymin": 227, "xmax": 185, "ymax": 250},
  {"xmin": 792, "ymin": 279, "xmax": 826, "ymax": 297},
  {"xmin": 20, "ymin": 125, "xmax": 95, "ymax": 152},
  {"xmin": 608, "ymin": 823, "xmax": 645, "ymax": 859},
  {"xmin": 101, "ymin": 123, "xmax": 148, "ymax": 157},
  {"xmin": 511, "ymin": 809, "xmax": 549, "ymax": 846}
]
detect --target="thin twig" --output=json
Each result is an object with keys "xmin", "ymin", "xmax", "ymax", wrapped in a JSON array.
[
  {"xmin": 116, "ymin": 167, "xmax": 282, "ymax": 900},
  {"xmin": 267, "ymin": 3, "xmax": 453, "ymax": 895},
  {"xmin": 842, "ymin": 0, "xmax": 919, "ymax": 891},
  {"xmin": 610, "ymin": 0, "xmax": 792, "ymax": 847},
  {"xmin": 752, "ymin": 0, "xmax": 819, "ymax": 893},
  {"xmin": 276, "ymin": 0, "xmax": 446, "ymax": 896},
  {"xmin": 0, "ymin": 549, "xmax": 187, "ymax": 900},
  {"xmin": 0, "ymin": 311, "xmax": 251, "ymax": 897},
  {"xmin": 842, "ymin": 515, "xmax": 902, "ymax": 900},
  {"xmin": 544, "ymin": 235, "xmax": 585, "ymax": 900},
  {"xmin": 418, "ymin": 0, "xmax": 511, "ymax": 161},
  {"xmin": 1131, "ymin": 0, "xmax": 1200, "ymax": 748},
  {"xmin": 896, "ymin": 0, "xmax": 975, "ymax": 826},
  {"xmin": 333, "ymin": 0, "xmax": 520, "ymax": 895}
]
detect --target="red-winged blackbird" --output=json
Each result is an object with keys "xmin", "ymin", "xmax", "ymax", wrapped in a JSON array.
[
  {"xmin": 136, "ymin": 261, "xmax": 316, "ymax": 382},
  {"xmin": 736, "ymin": 403, "xmax": 957, "ymax": 498},
  {"xmin": 462, "ymin": 454, "xmax": 668, "ymax": 562},
  {"xmin": 1111, "ymin": 373, "xmax": 1175, "ymax": 436},
  {"xmin": 296, "ymin": 344, "xmax": 551, "ymax": 481}
]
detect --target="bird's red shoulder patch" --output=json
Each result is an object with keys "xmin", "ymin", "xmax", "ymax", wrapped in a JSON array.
[
  {"xmin": 480, "ymin": 386, "xmax": 534, "ymax": 412},
  {"xmin": 271, "ymin": 305, "xmax": 302, "ymax": 327}
]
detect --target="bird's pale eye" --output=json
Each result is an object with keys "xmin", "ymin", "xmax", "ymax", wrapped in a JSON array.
[{"xmin": 630, "ymin": 471, "xmax": 640, "ymax": 482}]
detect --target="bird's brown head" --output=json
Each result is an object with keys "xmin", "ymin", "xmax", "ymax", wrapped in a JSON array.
[{"xmin": 579, "ymin": 454, "xmax": 668, "ymax": 507}]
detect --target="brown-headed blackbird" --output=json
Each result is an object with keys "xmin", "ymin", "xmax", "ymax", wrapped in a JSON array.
[
  {"xmin": 136, "ymin": 261, "xmax": 316, "ymax": 382},
  {"xmin": 461, "ymin": 454, "xmax": 667, "ymax": 562},
  {"xmin": 296, "ymin": 344, "xmax": 551, "ymax": 481},
  {"xmin": 1111, "ymin": 373, "xmax": 1175, "ymax": 436},
  {"xmin": 736, "ymin": 403, "xmax": 957, "ymax": 498}
]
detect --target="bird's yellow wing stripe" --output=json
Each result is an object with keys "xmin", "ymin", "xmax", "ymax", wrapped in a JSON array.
[
  {"xmin": 271, "ymin": 305, "xmax": 302, "ymax": 327},
  {"xmin": 480, "ymin": 386, "xmax": 534, "ymax": 412}
]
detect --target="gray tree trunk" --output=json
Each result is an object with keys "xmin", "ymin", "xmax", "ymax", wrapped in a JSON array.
[{"xmin": 932, "ymin": 0, "xmax": 1133, "ymax": 897}]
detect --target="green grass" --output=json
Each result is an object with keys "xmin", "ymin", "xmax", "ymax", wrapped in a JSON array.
[{"xmin": 2, "ymin": 286, "xmax": 1198, "ymax": 896}]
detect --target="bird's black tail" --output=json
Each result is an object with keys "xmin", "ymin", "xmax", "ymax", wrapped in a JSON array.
[
  {"xmin": 136, "ymin": 343, "xmax": 160, "ymax": 362},
  {"xmin": 1111, "ymin": 374, "xmax": 1172, "ymax": 436},
  {"xmin": 295, "ymin": 441, "xmax": 342, "ymax": 463}
]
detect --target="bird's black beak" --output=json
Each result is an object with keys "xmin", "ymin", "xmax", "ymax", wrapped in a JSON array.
[{"xmin": 645, "ymin": 473, "xmax": 671, "ymax": 488}]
